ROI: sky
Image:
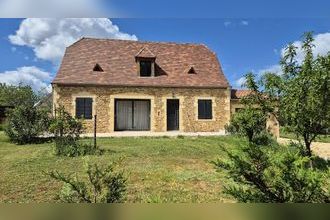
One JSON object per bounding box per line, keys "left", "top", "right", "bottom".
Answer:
{"left": 0, "top": 1, "right": 330, "bottom": 91}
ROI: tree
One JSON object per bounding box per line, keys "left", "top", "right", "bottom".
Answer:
{"left": 50, "top": 106, "right": 102, "bottom": 157}
{"left": 3, "top": 84, "right": 51, "bottom": 144}
{"left": 243, "top": 32, "right": 330, "bottom": 157}
{"left": 5, "top": 105, "right": 50, "bottom": 144}
{"left": 226, "top": 107, "right": 267, "bottom": 143}
{"left": 0, "top": 83, "right": 39, "bottom": 107}
{"left": 48, "top": 162, "right": 127, "bottom": 203}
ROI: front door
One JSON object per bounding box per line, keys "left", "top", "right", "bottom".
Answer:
{"left": 167, "top": 99, "right": 179, "bottom": 131}
{"left": 115, "top": 99, "right": 150, "bottom": 131}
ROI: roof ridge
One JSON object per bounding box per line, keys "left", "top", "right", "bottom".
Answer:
{"left": 79, "top": 37, "right": 206, "bottom": 47}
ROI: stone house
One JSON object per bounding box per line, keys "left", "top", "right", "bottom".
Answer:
{"left": 52, "top": 38, "right": 278, "bottom": 136}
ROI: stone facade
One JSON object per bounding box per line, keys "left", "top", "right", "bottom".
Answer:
{"left": 53, "top": 85, "right": 231, "bottom": 133}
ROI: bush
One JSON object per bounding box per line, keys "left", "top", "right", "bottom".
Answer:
{"left": 49, "top": 106, "right": 83, "bottom": 139}
{"left": 54, "top": 137, "right": 103, "bottom": 157}
{"left": 213, "top": 143, "right": 330, "bottom": 203}
{"left": 48, "top": 161, "right": 127, "bottom": 203}
{"left": 5, "top": 105, "right": 50, "bottom": 144}
{"left": 226, "top": 107, "right": 267, "bottom": 143}
{"left": 51, "top": 106, "right": 102, "bottom": 157}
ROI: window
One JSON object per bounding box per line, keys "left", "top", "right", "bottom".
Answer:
{"left": 198, "top": 100, "right": 213, "bottom": 119}
{"left": 140, "top": 60, "right": 152, "bottom": 77}
{"left": 76, "top": 98, "right": 93, "bottom": 119}
{"left": 93, "top": 63, "right": 103, "bottom": 72}
{"left": 188, "top": 67, "right": 196, "bottom": 74}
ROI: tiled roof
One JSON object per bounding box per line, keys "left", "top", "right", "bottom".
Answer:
{"left": 231, "top": 89, "right": 252, "bottom": 99}
{"left": 52, "top": 38, "right": 229, "bottom": 88}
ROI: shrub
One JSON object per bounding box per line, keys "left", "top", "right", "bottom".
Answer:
{"left": 49, "top": 106, "right": 83, "bottom": 139}
{"left": 5, "top": 105, "right": 50, "bottom": 144}
{"left": 54, "top": 137, "right": 103, "bottom": 157}
{"left": 213, "top": 143, "right": 330, "bottom": 203}
{"left": 226, "top": 107, "right": 267, "bottom": 143}
{"left": 50, "top": 106, "right": 102, "bottom": 157}
{"left": 48, "top": 162, "right": 127, "bottom": 203}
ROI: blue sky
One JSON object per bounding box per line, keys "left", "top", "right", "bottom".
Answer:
{"left": 1, "top": 18, "right": 330, "bottom": 90}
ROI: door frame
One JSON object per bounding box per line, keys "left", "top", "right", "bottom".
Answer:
{"left": 114, "top": 99, "right": 151, "bottom": 131}
{"left": 166, "top": 99, "right": 180, "bottom": 131}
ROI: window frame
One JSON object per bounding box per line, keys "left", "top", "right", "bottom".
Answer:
{"left": 138, "top": 58, "right": 155, "bottom": 77}
{"left": 197, "top": 99, "right": 213, "bottom": 120}
{"left": 75, "top": 97, "right": 93, "bottom": 120}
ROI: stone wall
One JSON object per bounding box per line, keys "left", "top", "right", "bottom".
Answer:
{"left": 53, "top": 85, "right": 231, "bottom": 133}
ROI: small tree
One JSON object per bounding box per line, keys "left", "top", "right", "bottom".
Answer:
{"left": 50, "top": 106, "right": 102, "bottom": 157}
{"left": 5, "top": 105, "right": 50, "bottom": 144}
{"left": 48, "top": 162, "right": 127, "bottom": 203}
{"left": 243, "top": 32, "right": 330, "bottom": 157}
{"left": 226, "top": 107, "right": 267, "bottom": 143}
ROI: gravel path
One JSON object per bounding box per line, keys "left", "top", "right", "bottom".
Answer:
{"left": 277, "top": 138, "right": 330, "bottom": 159}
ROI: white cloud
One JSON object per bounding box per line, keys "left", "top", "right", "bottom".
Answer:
{"left": 258, "top": 64, "right": 283, "bottom": 76}
{"left": 9, "top": 18, "right": 138, "bottom": 63}
{"left": 0, "top": 0, "right": 111, "bottom": 17}
{"left": 0, "top": 66, "right": 52, "bottom": 91}
{"left": 281, "top": 32, "right": 330, "bottom": 64}
{"left": 241, "top": 20, "right": 249, "bottom": 26}
{"left": 234, "top": 77, "right": 246, "bottom": 88}
{"left": 258, "top": 32, "right": 330, "bottom": 77}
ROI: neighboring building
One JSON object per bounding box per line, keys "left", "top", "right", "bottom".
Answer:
{"left": 231, "top": 89, "right": 280, "bottom": 137}
{"left": 52, "top": 38, "right": 278, "bottom": 136}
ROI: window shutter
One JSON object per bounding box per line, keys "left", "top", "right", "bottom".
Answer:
{"left": 76, "top": 98, "right": 85, "bottom": 118}
{"left": 84, "top": 98, "right": 93, "bottom": 119}
{"left": 76, "top": 98, "right": 93, "bottom": 119}
{"left": 205, "top": 100, "right": 212, "bottom": 119}
{"left": 198, "top": 100, "right": 212, "bottom": 119}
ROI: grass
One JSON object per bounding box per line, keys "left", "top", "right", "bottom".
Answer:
{"left": 280, "top": 130, "right": 330, "bottom": 143}
{"left": 0, "top": 132, "right": 244, "bottom": 203}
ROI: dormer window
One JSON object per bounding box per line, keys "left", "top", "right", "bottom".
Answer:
{"left": 93, "top": 63, "right": 103, "bottom": 72}
{"left": 188, "top": 67, "right": 196, "bottom": 74}
{"left": 135, "top": 46, "right": 156, "bottom": 77}
{"left": 140, "top": 60, "right": 153, "bottom": 77}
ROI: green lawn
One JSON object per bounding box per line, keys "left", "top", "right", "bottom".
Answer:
{"left": 0, "top": 132, "right": 244, "bottom": 203}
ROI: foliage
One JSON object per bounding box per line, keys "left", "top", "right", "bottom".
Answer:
{"left": 243, "top": 32, "right": 330, "bottom": 156}
{"left": 54, "top": 137, "right": 103, "bottom": 157}
{"left": 48, "top": 161, "right": 127, "bottom": 203}
{"left": 50, "top": 106, "right": 102, "bottom": 157}
{"left": 49, "top": 106, "right": 83, "bottom": 139}
{"left": 5, "top": 104, "right": 50, "bottom": 144}
{"left": 226, "top": 107, "right": 267, "bottom": 143}
{"left": 213, "top": 142, "right": 330, "bottom": 203}
{"left": 1, "top": 84, "right": 51, "bottom": 144}
{"left": 0, "top": 83, "right": 39, "bottom": 107}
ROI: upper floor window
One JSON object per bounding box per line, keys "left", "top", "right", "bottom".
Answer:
{"left": 139, "top": 60, "right": 153, "bottom": 77}
{"left": 76, "top": 98, "right": 93, "bottom": 119}
{"left": 198, "top": 99, "right": 213, "bottom": 119}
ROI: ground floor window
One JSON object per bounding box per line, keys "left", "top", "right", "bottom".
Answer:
{"left": 115, "top": 99, "right": 150, "bottom": 131}
{"left": 198, "top": 99, "right": 213, "bottom": 119}
{"left": 75, "top": 98, "right": 93, "bottom": 119}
